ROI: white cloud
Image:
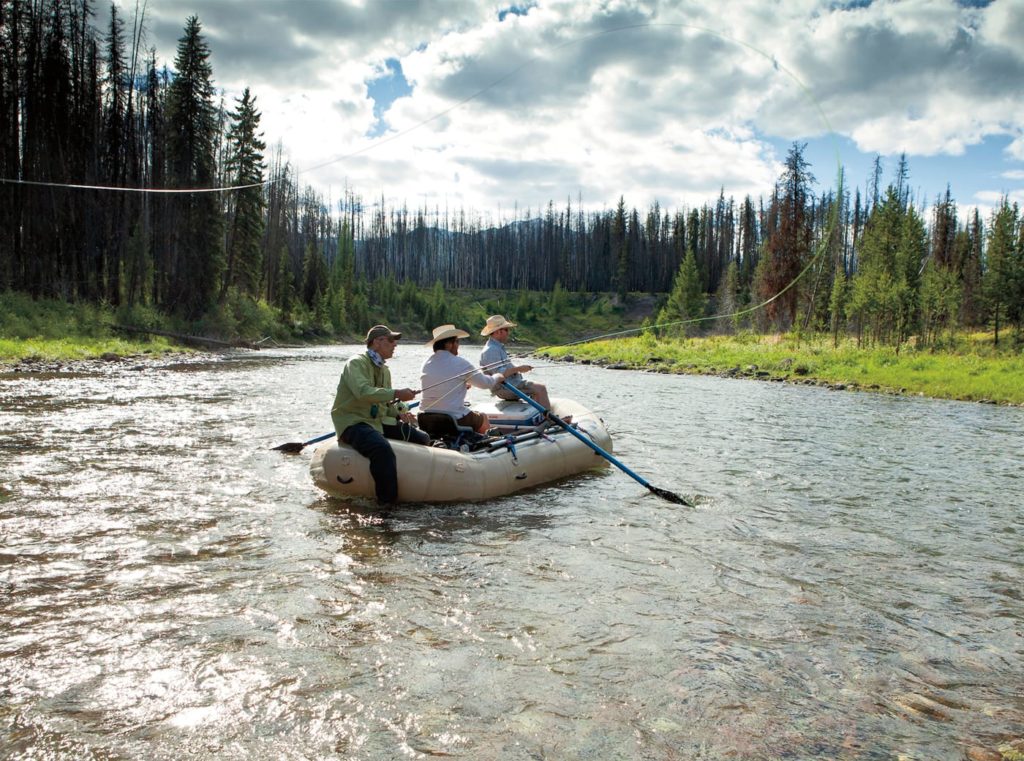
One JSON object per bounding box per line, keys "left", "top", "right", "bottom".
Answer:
{"left": 95, "top": 0, "right": 1022, "bottom": 215}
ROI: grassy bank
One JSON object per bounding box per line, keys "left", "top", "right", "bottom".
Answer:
{"left": 539, "top": 332, "right": 1024, "bottom": 406}
{"left": 0, "top": 292, "right": 179, "bottom": 364}
{"left": 0, "top": 336, "right": 178, "bottom": 363}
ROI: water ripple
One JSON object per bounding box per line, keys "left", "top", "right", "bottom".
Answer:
{"left": 2, "top": 350, "right": 1022, "bottom": 759}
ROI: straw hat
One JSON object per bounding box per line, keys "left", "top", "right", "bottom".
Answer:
{"left": 481, "top": 314, "right": 517, "bottom": 336}
{"left": 426, "top": 324, "right": 470, "bottom": 346}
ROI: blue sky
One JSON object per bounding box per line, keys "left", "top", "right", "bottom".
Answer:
{"left": 110, "top": 0, "right": 1023, "bottom": 222}
{"left": 366, "top": 59, "right": 413, "bottom": 138}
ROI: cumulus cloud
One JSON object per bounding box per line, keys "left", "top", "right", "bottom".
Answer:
{"left": 100, "top": 0, "right": 1021, "bottom": 214}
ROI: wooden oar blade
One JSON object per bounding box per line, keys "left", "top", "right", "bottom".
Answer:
{"left": 272, "top": 441, "right": 307, "bottom": 453}
{"left": 647, "top": 484, "right": 694, "bottom": 507}
{"left": 273, "top": 431, "right": 336, "bottom": 454}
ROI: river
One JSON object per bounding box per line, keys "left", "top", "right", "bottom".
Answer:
{"left": 1, "top": 344, "right": 1022, "bottom": 759}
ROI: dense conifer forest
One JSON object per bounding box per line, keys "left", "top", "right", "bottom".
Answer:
{"left": 2, "top": 1, "right": 1022, "bottom": 346}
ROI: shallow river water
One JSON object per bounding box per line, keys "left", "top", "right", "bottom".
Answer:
{"left": 1, "top": 344, "right": 1022, "bottom": 760}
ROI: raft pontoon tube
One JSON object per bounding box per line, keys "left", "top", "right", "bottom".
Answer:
{"left": 310, "top": 398, "right": 611, "bottom": 503}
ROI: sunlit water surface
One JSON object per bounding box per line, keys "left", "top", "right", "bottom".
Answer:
{"left": 1, "top": 345, "right": 1022, "bottom": 759}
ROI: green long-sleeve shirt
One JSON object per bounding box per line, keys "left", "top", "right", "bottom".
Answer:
{"left": 331, "top": 353, "right": 398, "bottom": 436}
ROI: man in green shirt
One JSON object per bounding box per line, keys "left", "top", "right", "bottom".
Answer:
{"left": 331, "top": 325, "right": 426, "bottom": 504}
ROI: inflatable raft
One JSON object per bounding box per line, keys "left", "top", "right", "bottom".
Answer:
{"left": 310, "top": 398, "right": 611, "bottom": 503}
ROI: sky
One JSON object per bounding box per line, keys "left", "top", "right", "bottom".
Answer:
{"left": 103, "top": 0, "right": 1024, "bottom": 223}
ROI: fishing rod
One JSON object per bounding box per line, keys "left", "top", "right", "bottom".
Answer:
{"left": 272, "top": 357, "right": 512, "bottom": 453}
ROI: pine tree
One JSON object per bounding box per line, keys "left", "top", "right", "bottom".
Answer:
{"left": 955, "top": 209, "right": 984, "bottom": 328}
{"left": 828, "top": 270, "right": 848, "bottom": 347}
{"left": 919, "top": 261, "right": 961, "bottom": 346}
{"left": 657, "top": 249, "right": 704, "bottom": 336}
{"left": 1011, "top": 215, "right": 1024, "bottom": 341}
{"left": 611, "top": 197, "right": 628, "bottom": 301}
{"left": 983, "top": 200, "right": 1020, "bottom": 345}
{"left": 101, "top": 2, "right": 129, "bottom": 304}
{"left": 849, "top": 187, "right": 903, "bottom": 345}
{"left": 164, "top": 14, "right": 222, "bottom": 317}
{"left": 301, "top": 241, "right": 328, "bottom": 309}
{"left": 716, "top": 259, "right": 740, "bottom": 333}
{"left": 759, "top": 142, "right": 814, "bottom": 330}
{"left": 221, "top": 86, "right": 266, "bottom": 300}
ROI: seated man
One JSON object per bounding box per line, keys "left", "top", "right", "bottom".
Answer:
{"left": 419, "top": 324, "right": 506, "bottom": 435}
{"left": 331, "top": 324, "right": 428, "bottom": 504}
{"left": 479, "top": 315, "right": 551, "bottom": 409}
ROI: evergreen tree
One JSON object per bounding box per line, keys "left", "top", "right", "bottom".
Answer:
{"left": 849, "top": 187, "right": 904, "bottom": 345}
{"left": 920, "top": 188, "right": 961, "bottom": 345}
{"left": 274, "top": 241, "right": 295, "bottom": 315}
{"left": 828, "top": 270, "right": 848, "bottom": 347}
{"left": 221, "top": 86, "right": 265, "bottom": 300}
{"left": 1012, "top": 215, "right": 1024, "bottom": 340}
{"left": 919, "top": 261, "right": 962, "bottom": 346}
{"left": 301, "top": 242, "right": 328, "bottom": 308}
{"left": 716, "top": 259, "right": 740, "bottom": 333}
{"left": 164, "top": 14, "right": 222, "bottom": 317}
{"left": 848, "top": 185, "right": 927, "bottom": 348}
{"left": 657, "top": 249, "right": 705, "bottom": 336}
{"left": 931, "top": 186, "right": 957, "bottom": 268}
{"left": 611, "top": 196, "right": 628, "bottom": 300}
{"left": 758, "top": 142, "right": 814, "bottom": 330}
{"left": 983, "top": 200, "right": 1020, "bottom": 345}
{"left": 959, "top": 208, "right": 985, "bottom": 328}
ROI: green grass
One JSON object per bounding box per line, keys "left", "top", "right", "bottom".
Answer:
{"left": 0, "top": 336, "right": 176, "bottom": 363}
{"left": 541, "top": 332, "right": 1024, "bottom": 405}
{"left": 0, "top": 291, "right": 178, "bottom": 363}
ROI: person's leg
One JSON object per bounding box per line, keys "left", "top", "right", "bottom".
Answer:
{"left": 341, "top": 423, "right": 398, "bottom": 503}
{"left": 492, "top": 385, "right": 519, "bottom": 401}
{"left": 510, "top": 379, "right": 553, "bottom": 410}
{"left": 529, "top": 382, "right": 551, "bottom": 409}
{"left": 383, "top": 421, "right": 431, "bottom": 446}
{"left": 457, "top": 410, "right": 490, "bottom": 434}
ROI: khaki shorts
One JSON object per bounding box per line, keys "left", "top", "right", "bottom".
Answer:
{"left": 493, "top": 380, "right": 536, "bottom": 401}
{"left": 456, "top": 410, "right": 489, "bottom": 433}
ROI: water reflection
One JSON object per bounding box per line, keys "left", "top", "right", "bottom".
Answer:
{"left": 1, "top": 347, "right": 1022, "bottom": 759}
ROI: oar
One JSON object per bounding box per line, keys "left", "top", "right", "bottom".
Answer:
{"left": 273, "top": 401, "right": 420, "bottom": 454}
{"left": 272, "top": 431, "right": 334, "bottom": 454}
{"left": 501, "top": 382, "right": 693, "bottom": 507}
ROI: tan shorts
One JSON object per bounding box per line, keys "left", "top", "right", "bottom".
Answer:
{"left": 456, "top": 410, "right": 489, "bottom": 433}
{"left": 493, "top": 380, "right": 536, "bottom": 401}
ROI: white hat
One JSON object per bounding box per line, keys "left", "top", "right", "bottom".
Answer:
{"left": 426, "top": 324, "right": 470, "bottom": 346}
{"left": 481, "top": 314, "right": 517, "bottom": 336}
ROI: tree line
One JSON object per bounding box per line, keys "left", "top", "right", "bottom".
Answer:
{"left": 1, "top": 2, "right": 1022, "bottom": 346}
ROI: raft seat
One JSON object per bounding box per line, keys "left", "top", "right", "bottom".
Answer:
{"left": 417, "top": 412, "right": 484, "bottom": 451}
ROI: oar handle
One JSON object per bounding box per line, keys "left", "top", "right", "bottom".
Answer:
{"left": 304, "top": 431, "right": 335, "bottom": 447}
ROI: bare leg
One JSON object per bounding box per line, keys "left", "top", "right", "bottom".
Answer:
{"left": 532, "top": 383, "right": 551, "bottom": 409}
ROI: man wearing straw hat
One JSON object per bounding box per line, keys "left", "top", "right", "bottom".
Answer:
{"left": 479, "top": 315, "right": 551, "bottom": 409}
{"left": 420, "top": 324, "right": 506, "bottom": 434}
{"left": 331, "top": 324, "right": 427, "bottom": 504}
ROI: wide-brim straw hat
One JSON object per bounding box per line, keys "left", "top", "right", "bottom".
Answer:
{"left": 426, "top": 324, "right": 470, "bottom": 346}
{"left": 481, "top": 314, "right": 518, "bottom": 336}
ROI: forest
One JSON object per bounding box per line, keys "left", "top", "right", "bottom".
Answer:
{"left": 2, "top": 0, "right": 1023, "bottom": 348}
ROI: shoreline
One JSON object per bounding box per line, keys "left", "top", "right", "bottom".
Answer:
{"left": 0, "top": 349, "right": 222, "bottom": 377}
{"left": 4, "top": 339, "right": 1022, "bottom": 410}
{"left": 534, "top": 351, "right": 1024, "bottom": 408}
